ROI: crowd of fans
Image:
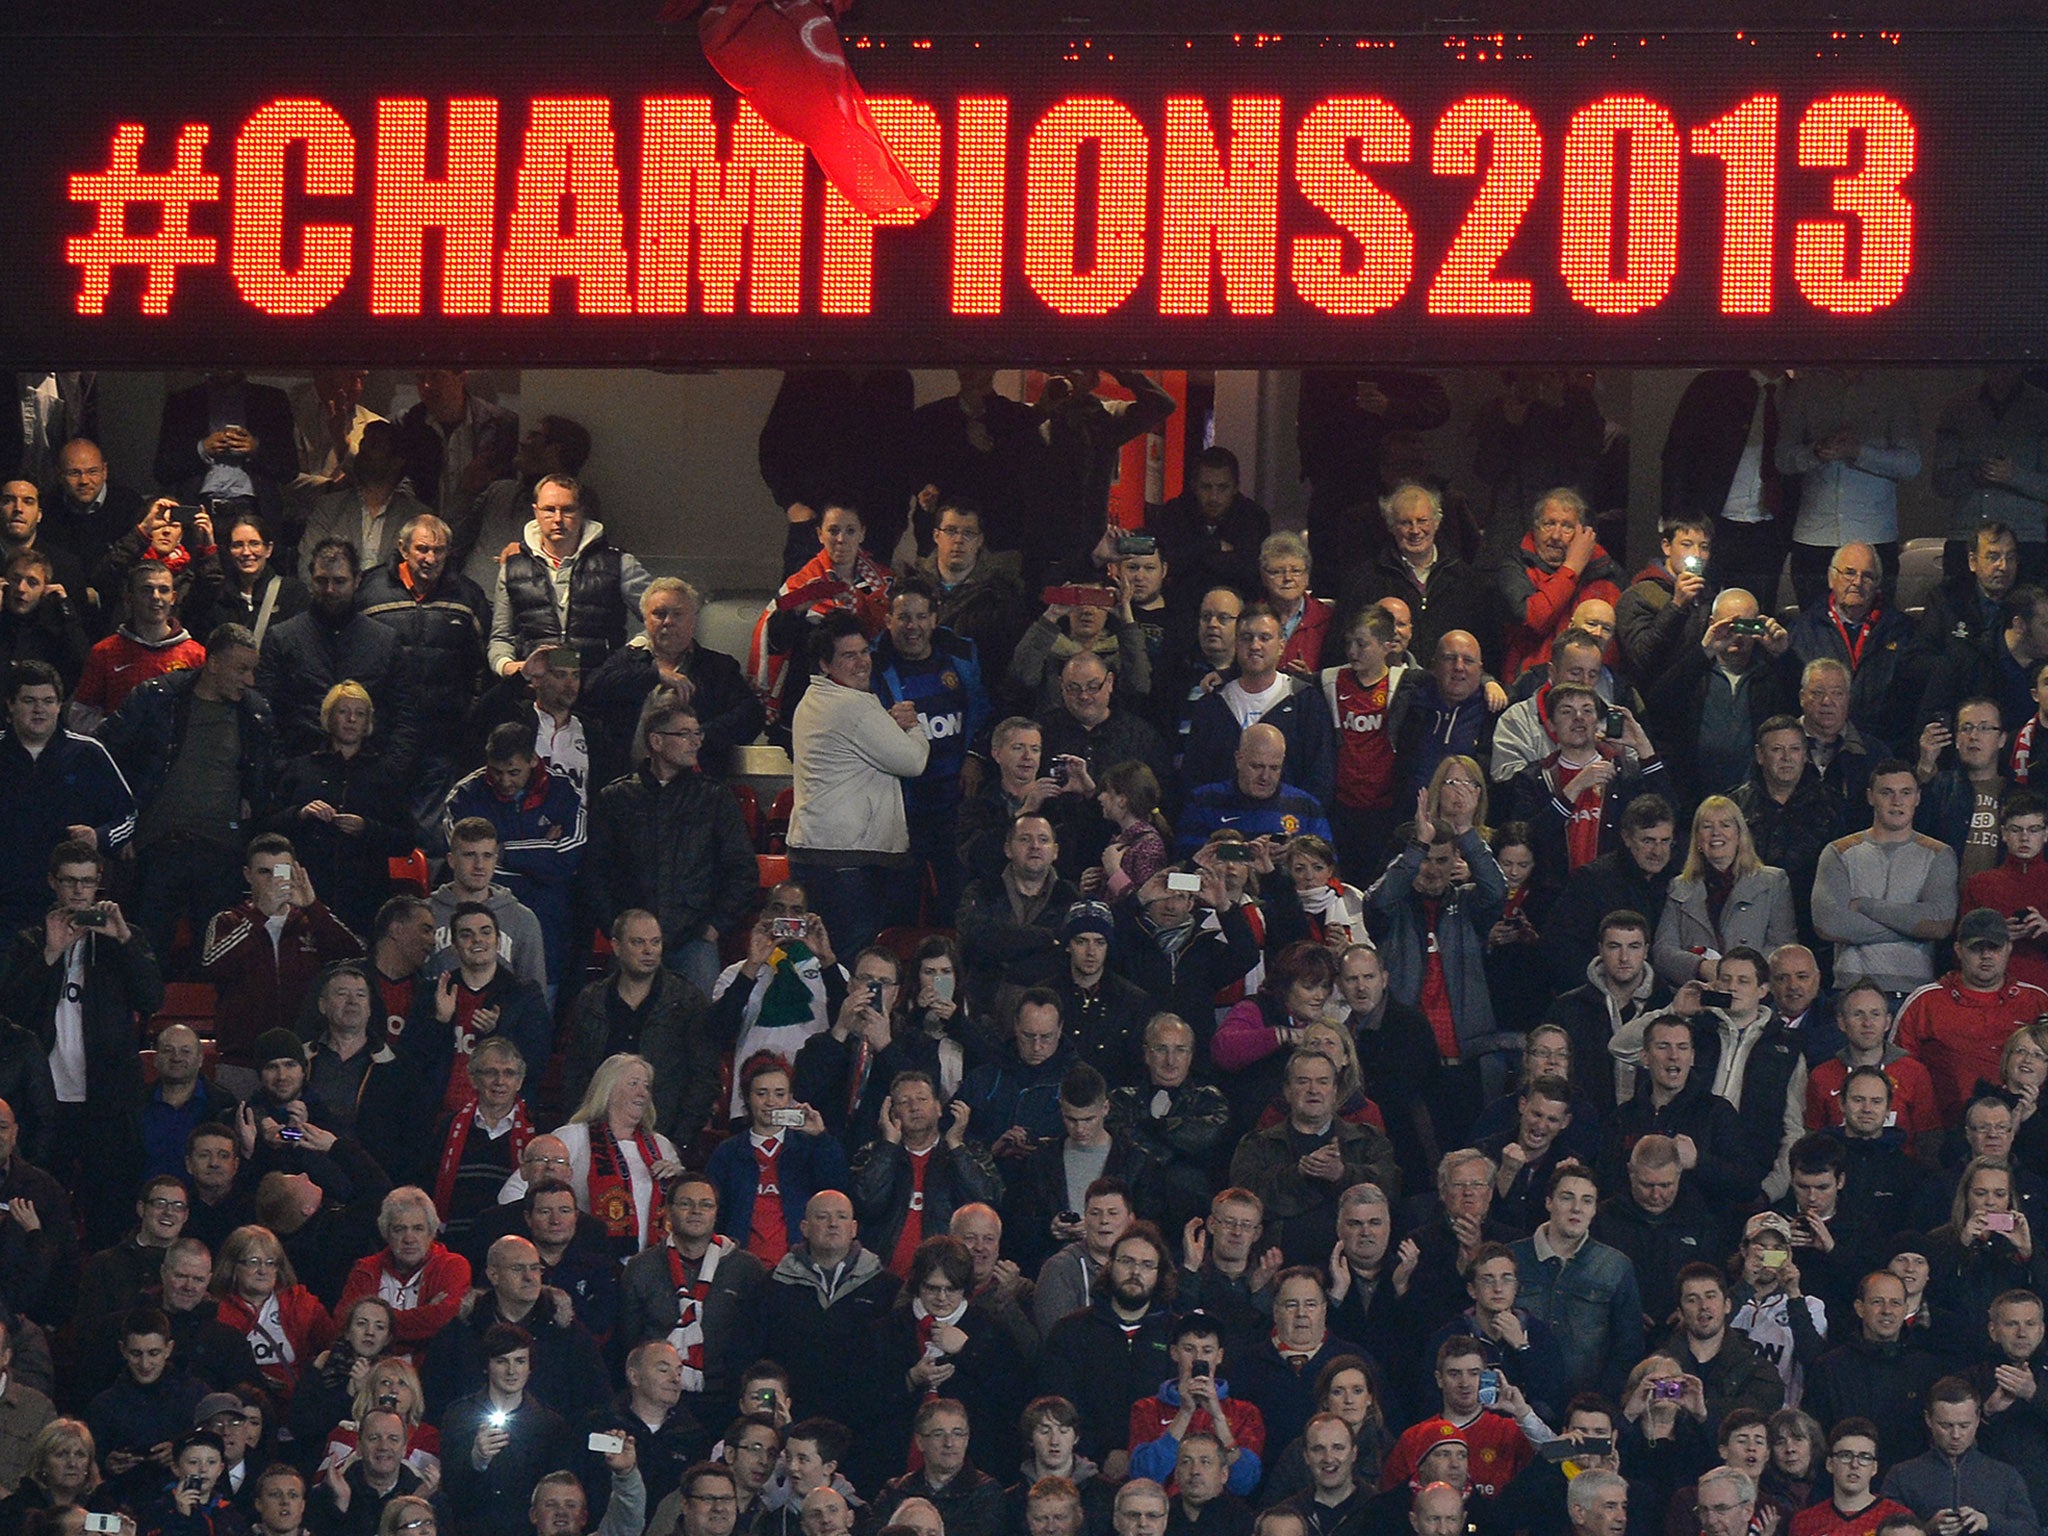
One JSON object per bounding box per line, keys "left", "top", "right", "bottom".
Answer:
{"left": 1, "top": 360, "right": 2047, "bottom": 1536}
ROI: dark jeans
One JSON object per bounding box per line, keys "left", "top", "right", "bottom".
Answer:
{"left": 131, "top": 833, "right": 245, "bottom": 976}
{"left": 788, "top": 858, "right": 917, "bottom": 959}
{"left": 1709, "top": 516, "right": 1790, "bottom": 611}
{"left": 1790, "top": 539, "right": 1899, "bottom": 610}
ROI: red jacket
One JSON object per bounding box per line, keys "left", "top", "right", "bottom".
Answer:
{"left": 1805, "top": 1053, "right": 1942, "bottom": 1152}
{"left": 1279, "top": 597, "right": 1335, "bottom": 674}
{"left": 1499, "top": 533, "right": 1623, "bottom": 680}
{"left": 1895, "top": 972, "right": 2048, "bottom": 1122}
{"left": 199, "top": 899, "right": 365, "bottom": 1061}
{"left": 216, "top": 1284, "right": 336, "bottom": 1398}
{"left": 1128, "top": 1384, "right": 1266, "bottom": 1464}
{"left": 336, "top": 1243, "right": 473, "bottom": 1352}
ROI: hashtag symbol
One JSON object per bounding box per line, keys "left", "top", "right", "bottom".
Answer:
{"left": 66, "top": 122, "right": 222, "bottom": 317}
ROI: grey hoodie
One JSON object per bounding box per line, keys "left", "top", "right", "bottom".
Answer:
{"left": 427, "top": 879, "right": 548, "bottom": 992}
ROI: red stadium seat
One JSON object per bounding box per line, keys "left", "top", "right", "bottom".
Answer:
{"left": 757, "top": 853, "right": 790, "bottom": 891}
{"left": 876, "top": 926, "right": 951, "bottom": 967}
{"left": 389, "top": 849, "right": 430, "bottom": 895}
{"left": 766, "top": 789, "right": 793, "bottom": 853}
{"left": 153, "top": 981, "right": 218, "bottom": 1034}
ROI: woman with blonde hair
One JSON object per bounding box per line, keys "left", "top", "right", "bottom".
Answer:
{"left": 0, "top": 1419, "right": 100, "bottom": 1534}
{"left": 263, "top": 677, "right": 408, "bottom": 936}
{"left": 1652, "top": 795, "right": 1795, "bottom": 986}
{"left": 1254, "top": 1018, "right": 1387, "bottom": 1136}
{"left": 317, "top": 1356, "right": 442, "bottom": 1480}
{"left": 211, "top": 1225, "right": 335, "bottom": 1404}
{"left": 1927, "top": 1157, "right": 2048, "bottom": 1323}
{"left": 1425, "top": 756, "right": 1491, "bottom": 845}
{"left": 1996, "top": 1021, "right": 2048, "bottom": 1167}
{"left": 548, "top": 1053, "right": 682, "bottom": 1257}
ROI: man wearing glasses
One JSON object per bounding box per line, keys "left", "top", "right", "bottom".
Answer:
{"left": 1912, "top": 701, "right": 2014, "bottom": 876}
{"left": 660, "top": 1463, "right": 740, "bottom": 1536}
{"left": 1788, "top": 543, "right": 1914, "bottom": 754}
{"left": 616, "top": 1176, "right": 766, "bottom": 1428}
{"left": 74, "top": 1173, "right": 190, "bottom": 1337}
{"left": 1789, "top": 1422, "right": 1908, "bottom": 1536}
{"left": 583, "top": 701, "right": 756, "bottom": 999}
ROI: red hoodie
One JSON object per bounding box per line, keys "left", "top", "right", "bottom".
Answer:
{"left": 1896, "top": 972, "right": 2048, "bottom": 1121}
{"left": 1964, "top": 857, "right": 2048, "bottom": 990}
{"left": 336, "top": 1243, "right": 473, "bottom": 1354}
{"left": 217, "top": 1285, "right": 337, "bottom": 1400}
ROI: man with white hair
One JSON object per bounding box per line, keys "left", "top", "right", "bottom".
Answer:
{"left": 583, "top": 576, "right": 763, "bottom": 783}
{"left": 1691, "top": 1467, "right": 1757, "bottom": 1536}
{"left": 1114, "top": 1481, "right": 1172, "bottom": 1536}
{"left": 1565, "top": 1470, "right": 1627, "bottom": 1536}
{"left": 893, "top": 1498, "right": 946, "bottom": 1536}
{"left": 336, "top": 1185, "right": 473, "bottom": 1356}
{"left": 1339, "top": 481, "right": 1500, "bottom": 674}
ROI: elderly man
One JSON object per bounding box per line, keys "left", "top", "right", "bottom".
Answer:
{"left": 1341, "top": 482, "right": 1500, "bottom": 674}
{"left": 336, "top": 1186, "right": 472, "bottom": 1356}
{"left": 1499, "top": 489, "right": 1625, "bottom": 682}
{"left": 1182, "top": 604, "right": 1338, "bottom": 809}
{"left": 582, "top": 577, "right": 763, "bottom": 784}
{"left": 1789, "top": 542, "right": 1915, "bottom": 752}
{"left": 1230, "top": 1054, "right": 1399, "bottom": 1267}
{"left": 490, "top": 474, "right": 652, "bottom": 677}
{"left": 1176, "top": 724, "right": 1332, "bottom": 856}
{"left": 1393, "top": 630, "right": 1499, "bottom": 797}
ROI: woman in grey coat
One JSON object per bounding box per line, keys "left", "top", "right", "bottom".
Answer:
{"left": 1653, "top": 795, "right": 1798, "bottom": 987}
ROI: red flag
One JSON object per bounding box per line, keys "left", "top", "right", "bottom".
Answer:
{"left": 665, "top": 0, "right": 936, "bottom": 220}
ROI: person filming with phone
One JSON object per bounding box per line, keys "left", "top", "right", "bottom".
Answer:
{"left": 702, "top": 1053, "right": 843, "bottom": 1269}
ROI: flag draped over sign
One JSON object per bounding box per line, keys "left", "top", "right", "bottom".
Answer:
{"left": 663, "top": 0, "right": 936, "bottom": 219}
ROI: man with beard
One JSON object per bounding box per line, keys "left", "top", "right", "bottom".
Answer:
{"left": 1038, "top": 1224, "right": 1177, "bottom": 1478}
{"left": 257, "top": 538, "right": 417, "bottom": 767}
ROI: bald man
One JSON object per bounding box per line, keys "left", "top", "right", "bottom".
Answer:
{"left": 421, "top": 1233, "right": 610, "bottom": 1419}
{"left": 759, "top": 1191, "right": 901, "bottom": 1491}
{"left": 1176, "top": 723, "right": 1332, "bottom": 856}
{"left": 1181, "top": 602, "right": 1338, "bottom": 807}
{"left": 1396, "top": 630, "right": 1499, "bottom": 799}
{"left": 1645, "top": 586, "right": 1800, "bottom": 802}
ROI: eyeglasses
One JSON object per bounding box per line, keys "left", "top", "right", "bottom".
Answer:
{"left": 688, "top": 1495, "right": 738, "bottom": 1506}
{"left": 1958, "top": 722, "right": 2004, "bottom": 736}
{"left": 146, "top": 1197, "right": 189, "bottom": 1212}
{"left": 651, "top": 728, "right": 704, "bottom": 741}
{"left": 1263, "top": 564, "right": 1308, "bottom": 580}
{"left": 1831, "top": 568, "right": 1879, "bottom": 586}
{"left": 1829, "top": 1452, "right": 1879, "bottom": 1466}
{"left": 235, "top": 1257, "right": 279, "bottom": 1270}
{"left": 397, "top": 1519, "right": 437, "bottom": 1531}
{"left": 528, "top": 1154, "right": 572, "bottom": 1169}
{"left": 1062, "top": 678, "right": 1108, "bottom": 696}
{"left": 1210, "top": 1217, "right": 1259, "bottom": 1234}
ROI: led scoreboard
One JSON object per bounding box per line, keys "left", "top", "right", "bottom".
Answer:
{"left": 4, "top": 26, "right": 2047, "bottom": 365}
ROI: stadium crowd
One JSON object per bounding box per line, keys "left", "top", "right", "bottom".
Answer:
{"left": 1, "top": 361, "right": 2047, "bottom": 1536}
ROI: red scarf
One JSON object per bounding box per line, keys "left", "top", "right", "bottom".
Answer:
{"left": 1828, "top": 597, "right": 1880, "bottom": 669}
{"left": 2014, "top": 716, "right": 2044, "bottom": 784}
{"left": 663, "top": 1236, "right": 734, "bottom": 1390}
{"left": 432, "top": 1099, "right": 533, "bottom": 1216}
{"left": 589, "top": 1121, "right": 664, "bottom": 1249}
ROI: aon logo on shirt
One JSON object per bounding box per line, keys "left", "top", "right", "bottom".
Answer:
{"left": 1341, "top": 710, "right": 1385, "bottom": 733}
{"left": 926, "top": 711, "right": 965, "bottom": 740}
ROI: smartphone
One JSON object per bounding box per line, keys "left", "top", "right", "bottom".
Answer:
{"left": 1118, "top": 535, "right": 1158, "bottom": 557}
{"left": 753, "top": 1389, "right": 779, "bottom": 1408}
{"left": 866, "top": 978, "right": 885, "bottom": 1006}
{"left": 1049, "top": 759, "right": 1071, "bottom": 787}
{"left": 587, "top": 1432, "right": 626, "bottom": 1454}
{"left": 487, "top": 1409, "right": 511, "bottom": 1429}
{"left": 1651, "top": 1378, "right": 1684, "bottom": 1402}
{"left": 271, "top": 863, "right": 293, "bottom": 881}
{"left": 377, "top": 1392, "right": 400, "bottom": 1409}
{"left": 84, "top": 1516, "right": 124, "bottom": 1534}
{"left": 769, "top": 1107, "right": 806, "bottom": 1130}
{"left": 1680, "top": 555, "right": 1705, "bottom": 576}
{"left": 1538, "top": 1437, "right": 1612, "bottom": 1462}
{"left": 1190, "top": 1360, "right": 1212, "bottom": 1379}
{"left": 1603, "top": 707, "right": 1626, "bottom": 740}
{"left": 1043, "top": 584, "right": 1118, "bottom": 609}
{"left": 1166, "top": 871, "right": 1203, "bottom": 893}
{"left": 1987, "top": 1212, "right": 2018, "bottom": 1233}
{"left": 931, "top": 973, "right": 955, "bottom": 1004}
{"left": 182, "top": 1476, "right": 206, "bottom": 1494}
{"left": 769, "top": 917, "right": 807, "bottom": 941}
{"left": 1213, "top": 844, "right": 1254, "bottom": 864}
{"left": 1699, "top": 989, "right": 1736, "bottom": 1011}
{"left": 1057, "top": 1209, "right": 1081, "bottom": 1225}
{"left": 1760, "top": 1249, "right": 1789, "bottom": 1268}
{"left": 1478, "top": 1368, "right": 1499, "bottom": 1407}
{"left": 278, "top": 1125, "right": 303, "bottom": 1143}
{"left": 72, "top": 908, "right": 108, "bottom": 928}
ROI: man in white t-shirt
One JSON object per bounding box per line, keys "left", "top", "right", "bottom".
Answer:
{"left": 1180, "top": 604, "right": 1336, "bottom": 807}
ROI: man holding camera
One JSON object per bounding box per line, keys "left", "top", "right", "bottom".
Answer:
{"left": 1128, "top": 1313, "right": 1265, "bottom": 1497}
{"left": 1618, "top": 516, "right": 1717, "bottom": 683}
{"left": 200, "top": 834, "right": 363, "bottom": 1071}
{"left": 1646, "top": 589, "right": 1800, "bottom": 805}
{"left": 1507, "top": 687, "right": 1667, "bottom": 893}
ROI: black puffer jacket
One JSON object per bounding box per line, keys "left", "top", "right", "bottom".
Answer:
{"left": 255, "top": 609, "right": 419, "bottom": 770}
{"left": 582, "top": 766, "right": 759, "bottom": 944}
{"left": 563, "top": 967, "right": 721, "bottom": 1153}
{"left": 580, "top": 639, "right": 764, "bottom": 784}
{"left": 357, "top": 559, "right": 490, "bottom": 726}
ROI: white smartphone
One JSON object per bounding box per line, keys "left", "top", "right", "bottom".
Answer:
{"left": 587, "top": 1432, "right": 625, "bottom": 1454}
{"left": 85, "top": 1517, "right": 124, "bottom": 1534}
{"left": 769, "top": 1108, "right": 806, "bottom": 1130}
{"left": 931, "top": 973, "right": 955, "bottom": 1003}
{"left": 1166, "top": 871, "right": 1202, "bottom": 893}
